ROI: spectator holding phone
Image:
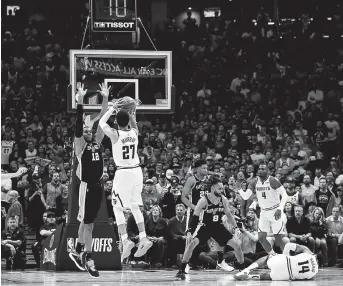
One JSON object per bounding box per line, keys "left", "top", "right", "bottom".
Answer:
{"left": 26, "top": 173, "right": 47, "bottom": 234}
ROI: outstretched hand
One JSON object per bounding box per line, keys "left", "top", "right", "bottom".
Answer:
{"left": 76, "top": 82, "right": 87, "bottom": 104}
{"left": 97, "top": 83, "right": 111, "bottom": 98}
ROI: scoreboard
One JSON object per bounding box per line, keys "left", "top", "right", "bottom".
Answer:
{"left": 91, "top": 0, "right": 137, "bottom": 32}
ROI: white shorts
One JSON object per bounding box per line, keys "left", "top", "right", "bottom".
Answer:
{"left": 258, "top": 209, "right": 287, "bottom": 234}
{"left": 112, "top": 167, "right": 143, "bottom": 208}
{"left": 267, "top": 254, "right": 290, "bottom": 281}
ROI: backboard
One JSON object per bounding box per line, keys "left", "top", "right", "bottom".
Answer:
{"left": 68, "top": 50, "right": 174, "bottom": 114}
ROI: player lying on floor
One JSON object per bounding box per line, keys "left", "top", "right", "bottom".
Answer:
{"left": 234, "top": 242, "right": 319, "bottom": 281}
{"left": 175, "top": 175, "right": 245, "bottom": 280}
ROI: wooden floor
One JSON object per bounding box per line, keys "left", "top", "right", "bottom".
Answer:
{"left": 1, "top": 268, "right": 342, "bottom": 286}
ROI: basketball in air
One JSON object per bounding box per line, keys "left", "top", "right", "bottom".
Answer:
{"left": 113, "top": 96, "right": 141, "bottom": 114}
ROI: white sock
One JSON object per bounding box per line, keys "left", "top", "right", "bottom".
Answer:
{"left": 121, "top": 234, "right": 128, "bottom": 242}
{"left": 139, "top": 231, "right": 146, "bottom": 240}
{"left": 246, "top": 262, "right": 259, "bottom": 272}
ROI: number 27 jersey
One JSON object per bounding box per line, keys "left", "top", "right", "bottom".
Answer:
{"left": 112, "top": 129, "right": 140, "bottom": 168}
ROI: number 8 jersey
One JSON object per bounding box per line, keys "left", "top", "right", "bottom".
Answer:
{"left": 202, "top": 194, "right": 225, "bottom": 226}
{"left": 112, "top": 129, "right": 140, "bottom": 169}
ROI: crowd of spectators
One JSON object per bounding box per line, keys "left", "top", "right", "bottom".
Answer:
{"left": 2, "top": 3, "right": 343, "bottom": 270}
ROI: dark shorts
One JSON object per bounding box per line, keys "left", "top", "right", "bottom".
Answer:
{"left": 83, "top": 182, "right": 102, "bottom": 224}
{"left": 194, "top": 223, "right": 233, "bottom": 247}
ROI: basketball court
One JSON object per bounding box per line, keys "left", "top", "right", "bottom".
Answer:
{"left": 2, "top": 268, "right": 342, "bottom": 286}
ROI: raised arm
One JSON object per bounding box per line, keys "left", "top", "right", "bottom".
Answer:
{"left": 181, "top": 176, "right": 196, "bottom": 210}
{"left": 74, "top": 83, "right": 87, "bottom": 157}
{"left": 95, "top": 83, "right": 110, "bottom": 144}
{"left": 99, "top": 105, "right": 118, "bottom": 142}
{"left": 129, "top": 112, "right": 139, "bottom": 135}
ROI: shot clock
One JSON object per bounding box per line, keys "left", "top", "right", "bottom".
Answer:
{"left": 91, "top": 0, "right": 137, "bottom": 32}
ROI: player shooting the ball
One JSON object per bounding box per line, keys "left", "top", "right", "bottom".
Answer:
{"left": 99, "top": 95, "right": 153, "bottom": 262}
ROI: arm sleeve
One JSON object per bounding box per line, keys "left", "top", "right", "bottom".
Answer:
{"left": 74, "top": 104, "right": 86, "bottom": 156}
{"left": 94, "top": 95, "right": 109, "bottom": 145}
{"left": 75, "top": 104, "right": 83, "bottom": 138}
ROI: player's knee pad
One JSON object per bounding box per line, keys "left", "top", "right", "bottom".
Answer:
{"left": 130, "top": 203, "right": 144, "bottom": 224}
{"left": 112, "top": 204, "right": 126, "bottom": 225}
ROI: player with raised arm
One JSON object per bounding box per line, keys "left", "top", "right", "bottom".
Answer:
{"left": 240, "top": 163, "right": 288, "bottom": 255}
{"left": 234, "top": 242, "right": 319, "bottom": 281}
{"left": 99, "top": 97, "right": 152, "bottom": 262}
{"left": 68, "top": 83, "right": 109, "bottom": 278}
{"left": 175, "top": 175, "right": 245, "bottom": 280}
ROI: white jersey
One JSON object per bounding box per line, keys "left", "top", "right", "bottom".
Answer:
{"left": 254, "top": 176, "right": 280, "bottom": 210}
{"left": 289, "top": 253, "right": 319, "bottom": 280}
{"left": 286, "top": 191, "right": 300, "bottom": 205}
{"left": 112, "top": 129, "right": 140, "bottom": 169}
{"left": 268, "top": 253, "right": 318, "bottom": 281}
{"left": 1, "top": 141, "right": 14, "bottom": 165}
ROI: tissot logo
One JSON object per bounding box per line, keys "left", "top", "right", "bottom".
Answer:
{"left": 67, "top": 237, "right": 113, "bottom": 252}
{"left": 94, "top": 22, "right": 135, "bottom": 29}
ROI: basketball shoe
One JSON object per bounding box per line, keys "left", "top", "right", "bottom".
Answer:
{"left": 69, "top": 243, "right": 85, "bottom": 271}
{"left": 121, "top": 238, "right": 135, "bottom": 261}
{"left": 175, "top": 269, "right": 186, "bottom": 280}
{"left": 217, "top": 261, "right": 235, "bottom": 272}
{"left": 81, "top": 252, "right": 99, "bottom": 278}
{"left": 134, "top": 237, "right": 153, "bottom": 257}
